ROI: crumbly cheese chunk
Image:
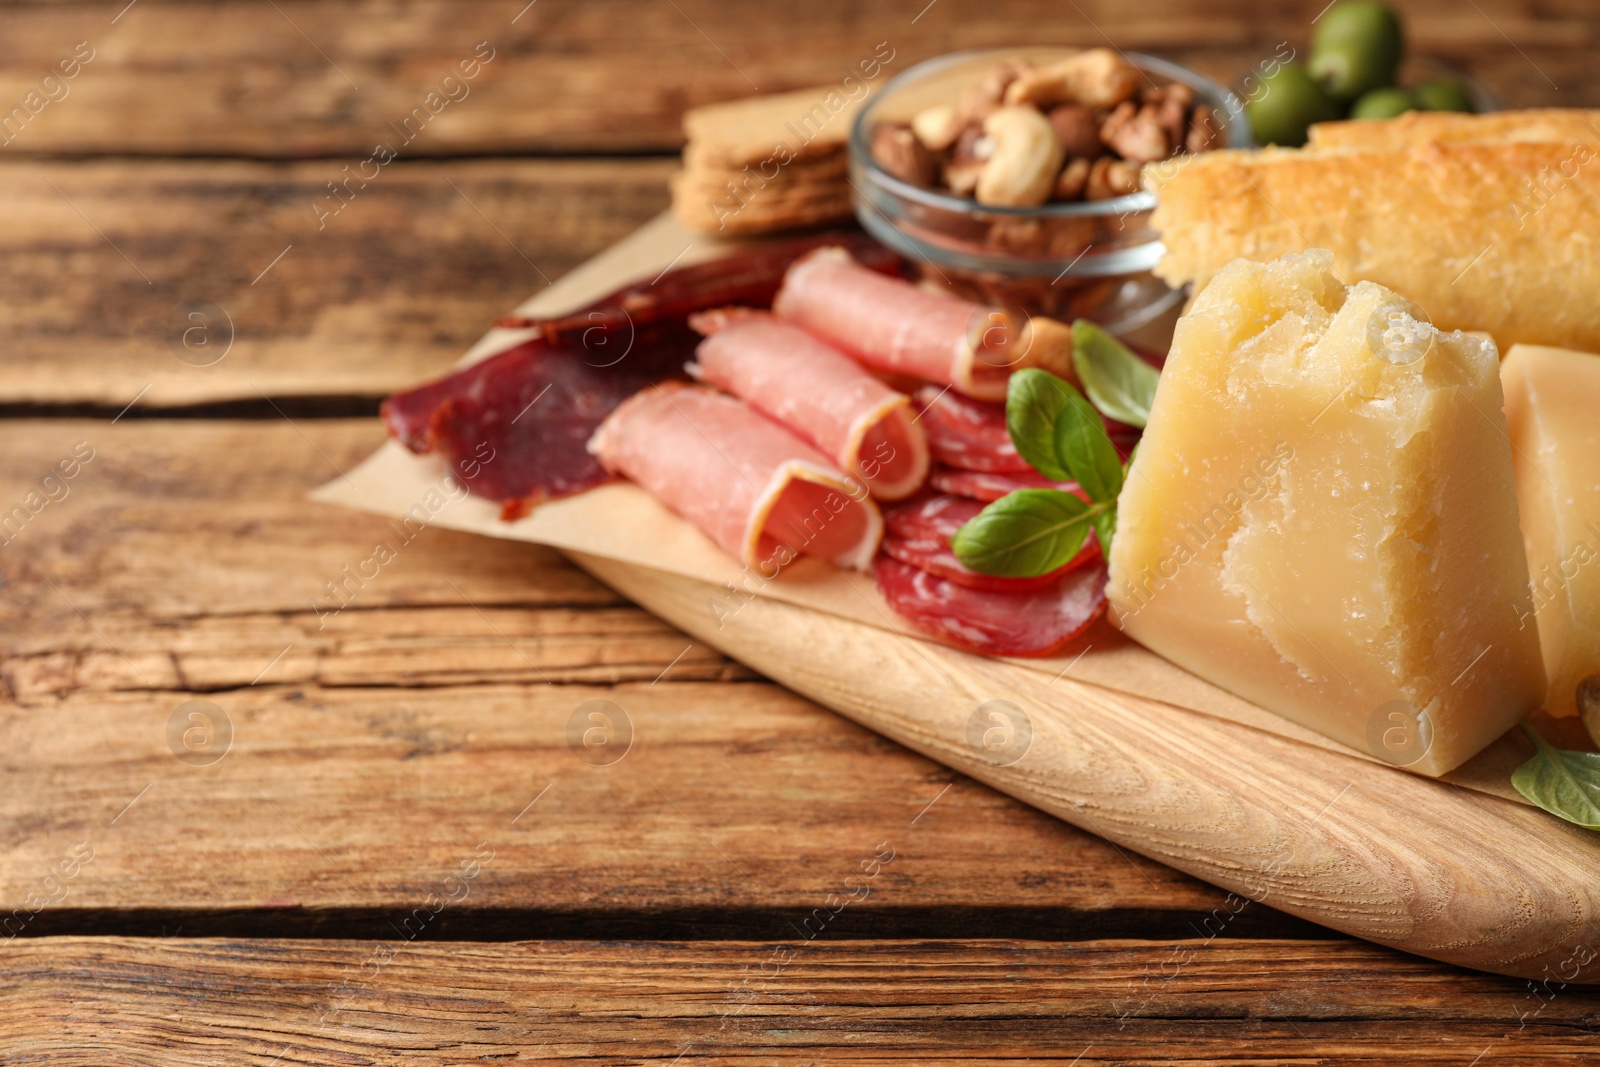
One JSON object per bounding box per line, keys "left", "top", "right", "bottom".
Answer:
{"left": 1502, "top": 343, "right": 1600, "bottom": 716}
{"left": 1108, "top": 250, "right": 1545, "bottom": 776}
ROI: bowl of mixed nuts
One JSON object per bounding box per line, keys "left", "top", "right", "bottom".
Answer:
{"left": 849, "top": 47, "right": 1249, "bottom": 335}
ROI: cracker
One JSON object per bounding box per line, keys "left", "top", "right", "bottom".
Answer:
{"left": 683, "top": 85, "right": 873, "bottom": 168}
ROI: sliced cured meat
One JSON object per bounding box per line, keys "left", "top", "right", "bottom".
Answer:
{"left": 385, "top": 235, "right": 905, "bottom": 519}
{"left": 881, "top": 536, "right": 1092, "bottom": 593}
{"left": 689, "top": 309, "right": 929, "bottom": 500}
{"left": 913, "top": 385, "right": 1031, "bottom": 472}
{"left": 495, "top": 231, "right": 908, "bottom": 339}
{"left": 883, "top": 492, "right": 985, "bottom": 543}
{"left": 381, "top": 336, "right": 686, "bottom": 519}
{"left": 589, "top": 382, "right": 883, "bottom": 571}
{"left": 875, "top": 555, "right": 1109, "bottom": 657}
{"left": 930, "top": 466, "right": 1083, "bottom": 502}
{"left": 881, "top": 492, "right": 1099, "bottom": 591}
{"left": 773, "top": 247, "right": 1073, "bottom": 401}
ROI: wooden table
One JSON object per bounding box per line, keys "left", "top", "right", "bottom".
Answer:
{"left": 5, "top": 1, "right": 1600, "bottom": 1061}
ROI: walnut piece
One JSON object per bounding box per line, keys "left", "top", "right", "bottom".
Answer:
{"left": 1085, "top": 156, "right": 1141, "bottom": 200}
{"left": 1099, "top": 100, "right": 1169, "bottom": 164}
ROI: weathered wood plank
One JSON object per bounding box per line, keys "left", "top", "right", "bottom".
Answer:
{"left": 0, "top": 0, "right": 1590, "bottom": 157}
{"left": 0, "top": 419, "right": 1275, "bottom": 936}
{"left": 0, "top": 158, "right": 672, "bottom": 407}
{"left": 5, "top": 938, "right": 1598, "bottom": 1063}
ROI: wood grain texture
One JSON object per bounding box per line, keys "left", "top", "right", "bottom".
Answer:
{"left": 0, "top": 0, "right": 1590, "bottom": 157}
{"left": 0, "top": 419, "right": 1262, "bottom": 939}
{"left": 6, "top": 937, "right": 1600, "bottom": 1064}
{"left": 575, "top": 553, "right": 1600, "bottom": 983}
{"left": 0, "top": 159, "right": 671, "bottom": 407}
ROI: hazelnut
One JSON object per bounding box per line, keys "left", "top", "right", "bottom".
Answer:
{"left": 871, "top": 122, "right": 937, "bottom": 187}
{"left": 1046, "top": 104, "right": 1104, "bottom": 159}
{"left": 910, "top": 104, "right": 961, "bottom": 152}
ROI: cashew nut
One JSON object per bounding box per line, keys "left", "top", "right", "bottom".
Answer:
{"left": 975, "top": 106, "right": 1065, "bottom": 208}
{"left": 1003, "top": 48, "right": 1141, "bottom": 110}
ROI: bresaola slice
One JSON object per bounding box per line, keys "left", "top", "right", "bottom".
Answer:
{"left": 773, "top": 248, "right": 1073, "bottom": 402}
{"left": 875, "top": 556, "right": 1109, "bottom": 657}
{"left": 688, "top": 309, "right": 930, "bottom": 500}
{"left": 381, "top": 336, "right": 687, "bottom": 519}
{"left": 589, "top": 382, "right": 883, "bottom": 571}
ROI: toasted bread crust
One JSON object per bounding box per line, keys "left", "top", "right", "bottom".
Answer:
{"left": 1149, "top": 129, "right": 1600, "bottom": 352}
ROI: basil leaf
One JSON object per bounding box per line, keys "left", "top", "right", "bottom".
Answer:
{"left": 1072, "top": 319, "right": 1160, "bottom": 429}
{"left": 1054, "top": 389, "right": 1124, "bottom": 504}
{"left": 1005, "top": 368, "right": 1074, "bottom": 482}
{"left": 1090, "top": 504, "right": 1118, "bottom": 552}
{"left": 1512, "top": 724, "right": 1600, "bottom": 830}
{"left": 951, "top": 489, "right": 1094, "bottom": 578}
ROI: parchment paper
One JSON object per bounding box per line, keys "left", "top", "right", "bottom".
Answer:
{"left": 314, "top": 212, "right": 1566, "bottom": 804}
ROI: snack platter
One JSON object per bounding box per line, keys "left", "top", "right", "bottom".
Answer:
{"left": 318, "top": 211, "right": 1600, "bottom": 983}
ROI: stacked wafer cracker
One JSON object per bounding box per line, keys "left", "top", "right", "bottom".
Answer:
{"left": 672, "top": 85, "right": 872, "bottom": 235}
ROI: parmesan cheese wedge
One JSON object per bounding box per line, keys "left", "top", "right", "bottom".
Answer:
{"left": 1502, "top": 343, "right": 1600, "bottom": 717}
{"left": 1108, "top": 250, "right": 1545, "bottom": 776}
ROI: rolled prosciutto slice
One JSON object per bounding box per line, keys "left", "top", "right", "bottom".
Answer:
{"left": 688, "top": 309, "right": 930, "bottom": 500}
{"left": 772, "top": 247, "right": 1072, "bottom": 402}
{"left": 589, "top": 382, "right": 883, "bottom": 572}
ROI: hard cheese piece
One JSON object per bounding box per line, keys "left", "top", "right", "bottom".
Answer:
{"left": 1502, "top": 344, "right": 1600, "bottom": 716}
{"left": 1107, "top": 250, "right": 1545, "bottom": 776}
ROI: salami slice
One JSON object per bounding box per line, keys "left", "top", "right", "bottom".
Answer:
{"left": 875, "top": 556, "right": 1108, "bottom": 657}
{"left": 688, "top": 310, "right": 930, "bottom": 500}
{"left": 881, "top": 493, "right": 1099, "bottom": 591}
{"left": 930, "top": 466, "right": 1083, "bottom": 502}
{"left": 913, "top": 385, "right": 1032, "bottom": 472}
{"left": 589, "top": 383, "right": 883, "bottom": 571}
{"left": 773, "top": 248, "right": 1073, "bottom": 401}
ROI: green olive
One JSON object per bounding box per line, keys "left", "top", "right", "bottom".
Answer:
{"left": 1413, "top": 76, "right": 1475, "bottom": 113}
{"left": 1349, "top": 87, "right": 1417, "bottom": 120}
{"left": 1309, "top": 1, "right": 1404, "bottom": 101}
{"left": 1247, "top": 62, "right": 1342, "bottom": 147}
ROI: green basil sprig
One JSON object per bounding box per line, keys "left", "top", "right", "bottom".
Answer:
{"left": 1512, "top": 723, "right": 1600, "bottom": 830}
{"left": 1072, "top": 319, "right": 1160, "bottom": 429}
{"left": 952, "top": 365, "right": 1135, "bottom": 578}
{"left": 951, "top": 489, "right": 1098, "bottom": 578}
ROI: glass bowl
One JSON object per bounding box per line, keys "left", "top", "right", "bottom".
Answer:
{"left": 848, "top": 47, "right": 1251, "bottom": 344}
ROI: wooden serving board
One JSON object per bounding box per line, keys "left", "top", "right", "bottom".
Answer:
{"left": 318, "top": 213, "right": 1600, "bottom": 984}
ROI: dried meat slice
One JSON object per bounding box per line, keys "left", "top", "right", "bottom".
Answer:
{"left": 689, "top": 309, "right": 929, "bottom": 500}
{"left": 881, "top": 492, "right": 1099, "bottom": 591}
{"left": 381, "top": 336, "right": 687, "bottom": 519}
{"left": 772, "top": 247, "right": 1073, "bottom": 401}
{"left": 929, "top": 466, "right": 1083, "bottom": 502}
{"left": 874, "top": 555, "right": 1109, "bottom": 657}
{"left": 913, "top": 385, "right": 1031, "bottom": 472}
{"left": 589, "top": 382, "right": 883, "bottom": 571}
